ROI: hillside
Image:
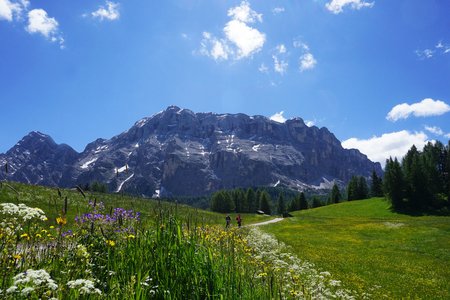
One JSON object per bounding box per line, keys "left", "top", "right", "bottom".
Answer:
{"left": 263, "top": 198, "right": 450, "bottom": 299}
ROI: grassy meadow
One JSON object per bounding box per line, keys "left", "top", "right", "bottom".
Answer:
{"left": 263, "top": 198, "right": 450, "bottom": 299}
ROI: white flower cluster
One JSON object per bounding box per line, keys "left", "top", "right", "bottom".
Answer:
{"left": 67, "top": 279, "right": 102, "bottom": 295}
{"left": 6, "top": 269, "right": 58, "bottom": 297}
{"left": 0, "top": 203, "right": 48, "bottom": 221}
{"left": 246, "top": 228, "right": 360, "bottom": 299}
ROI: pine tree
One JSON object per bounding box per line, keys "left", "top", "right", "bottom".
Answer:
{"left": 277, "top": 193, "right": 285, "bottom": 215}
{"left": 259, "top": 191, "right": 271, "bottom": 215}
{"left": 357, "top": 177, "right": 369, "bottom": 200}
{"left": 330, "top": 183, "right": 342, "bottom": 204}
{"left": 245, "top": 188, "right": 256, "bottom": 213}
{"left": 299, "top": 192, "right": 308, "bottom": 210}
{"left": 210, "top": 190, "right": 235, "bottom": 213}
{"left": 370, "top": 170, "right": 383, "bottom": 197}
{"left": 384, "top": 157, "right": 405, "bottom": 210}
{"left": 347, "top": 176, "right": 358, "bottom": 201}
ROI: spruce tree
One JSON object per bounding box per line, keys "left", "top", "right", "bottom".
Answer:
{"left": 330, "top": 183, "right": 342, "bottom": 204}
{"left": 370, "top": 170, "right": 383, "bottom": 197}
{"left": 299, "top": 192, "right": 308, "bottom": 210}
{"left": 259, "top": 191, "right": 272, "bottom": 215}
{"left": 277, "top": 193, "right": 285, "bottom": 215}
{"left": 384, "top": 157, "right": 405, "bottom": 210}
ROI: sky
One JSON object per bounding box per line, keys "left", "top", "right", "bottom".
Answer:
{"left": 1, "top": 0, "right": 449, "bottom": 167}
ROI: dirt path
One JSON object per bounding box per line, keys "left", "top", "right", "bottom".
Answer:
{"left": 248, "top": 217, "right": 284, "bottom": 227}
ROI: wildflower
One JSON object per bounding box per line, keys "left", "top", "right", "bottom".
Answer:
{"left": 49, "top": 226, "right": 55, "bottom": 229}
{"left": 56, "top": 216, "right": 67, "bottom": 226}
{"left": 13, "top": 254, "right": 22, "bottom": 260}
{"left": 106, "top": 240, "right": 115, "bottom": 247}
{"left": 35, "top": 233, "right": 42, "bottom": 238}
{"left": 0, "top": 203, "right": 47, "bottom": 221}
{"left": 7, "top": 269, "right": 58, "bottom": 296}
{"left": 127, "top": 234, "right": 135, "bottom": 239}
{"left": 67, "top": 279, "right": 102, "bottom": 295}
{"left": 20, "top": 233, "right": 29, "bottom": 240}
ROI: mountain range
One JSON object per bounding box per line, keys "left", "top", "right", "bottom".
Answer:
{"left": 0, "top": 106, "right": 382, "bottom": 197}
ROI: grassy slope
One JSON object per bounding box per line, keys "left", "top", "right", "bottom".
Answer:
{"left": 263, "top": 198, "right": 450, "bottom": 299}
{"left": 0, "top": 181, "right": 272, "bottom": 228}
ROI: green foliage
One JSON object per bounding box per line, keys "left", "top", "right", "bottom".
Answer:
{"left": 259, "top": 191, "right": 271, "bottom": 215}
{"left": 288, "top": 192, "right": 309, "bottom": 212}
{"left": 277, "top": 193, "right": 285, "bottom": 215}
{"left": 384, "top": 142, "right": 449, "bottom": 212}
{"left": 370, "top": 170, "right": 383, "bottom": 197}
{"left": 330, "top": 183, "right": 342, "bottom": 204}
{"left": 210, "top": 190, "right": 235, "bottom": 213}
{"left": 347, "top": 176, "right": 369, "bottom": 201}
{"left": 311, "top": 196, "right": 323, "bottom": 208}
{"left": 89, "top": 181, "right": 108, "bottom": 193}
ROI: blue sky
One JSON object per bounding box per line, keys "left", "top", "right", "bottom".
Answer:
{"left": 1, "top": 0, "right": 449, "bottom": 166}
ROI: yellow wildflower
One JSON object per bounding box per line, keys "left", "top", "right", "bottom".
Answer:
{"left": 20, "top": 233, "right": 29, "bottom": 240}
{"left": 56, "top": 216, "right": 67, "bottom": 226}
{"left": 50, "top": 226, "right": 55, "bottom": 229}
{"left": 127, "top": 234, "right": 135, "bottom": 239}
{"left": 35, "top": 233, "right": 42, "bottom": 238}
{"left": 13, "top": 254, "right": 22, "bottom": 260}
{"left": 106, "top": 240, "right": 116, "bottom": 247}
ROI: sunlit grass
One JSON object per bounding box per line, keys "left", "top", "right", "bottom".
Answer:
{"left": 263, "top": 198, "right": 450, "bottom": 299}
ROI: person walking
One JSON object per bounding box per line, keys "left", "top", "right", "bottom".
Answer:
{"left": 225, "top": 215, "right": 231, "bottom": 228}
{"left": 236, "top": 214, "right": 242, "bottom": 228}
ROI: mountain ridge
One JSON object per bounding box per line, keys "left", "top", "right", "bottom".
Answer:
{"left": 0, "top": 106, "right": 382, "bottom": 197}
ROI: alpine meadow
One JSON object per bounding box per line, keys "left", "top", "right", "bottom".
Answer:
{"left": 1, "top": 0, "right": 450, "bottom": 299}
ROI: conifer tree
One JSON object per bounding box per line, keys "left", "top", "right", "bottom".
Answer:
{"left": 259, "top": 191, "right": 271, "bottom": 215}
{"left": 370, "top": 170, "right": 383, "bottom": 197}
{"left": 277, "top": 193, "right": 285, "bottom": 215}
{"left": 330, "top": 183, "right": 342, "bottom": 204}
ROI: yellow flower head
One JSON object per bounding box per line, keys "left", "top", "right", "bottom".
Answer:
{"left": 127, "top": 234, "right": 135, "bottom": 239}
{"left": 106, "top": 240, "right": 116, "bottom": 247}
{"left": 20, "top": 233, "right": 29, "bottom": 239}
{"left": 56, "top": 216, "right": 67, "bottom": 226}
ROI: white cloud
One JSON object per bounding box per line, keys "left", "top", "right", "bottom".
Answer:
{"left": 326, "top": 0, "right": 374, "bottom": 14}
{"left": 273, "top": 55, "right": 288, "bottom": 74}
{"left": 91, "top": 1, "right": 119, "bottom": 21}
{"left": 272, "top": 7, "right": 285, "bottom": 14}
{"left": 270, "top": 111, "right": 286, "bottom": 123}
{"left": 387, "top": 98, "right": 450, "bottom": 122}
{"left": 0, "top": 0, "right": 28, "bottom": 22}
{"left": 415, "top": 49, "right": 434, "bottom": 59}
{"left": 424, "top": 126, "right": 444, "bottom": 136}
{"left": 227, "top": 0, "right": 262, "bottom": 23}
{"left": 342, "top": 130, "right": 429, "bottom": 167}
{"left": 223, "top": 19, "right": 265, "bottom": 59}
{"left": 258, "top": 63, "right": 269, "bottom": 73}
{"left": 199, "top": 32, "right": 230, "bottom": 61}
{"left": 200, "top": 1, "right": 265, "bottom": 61}
{"left": 299, "top": 53, "right": 317, "bottom": 71}
{"left": 26, "top": 9, "right": 59, "bottom": 37}
{"left": 276, "top": 44, "right": 286, "bottom": 54}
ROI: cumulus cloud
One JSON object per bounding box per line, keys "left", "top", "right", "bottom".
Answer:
{"left": 342, "top": 131, "right": 429, "bottom": 167}
{"left": 325, "top": 0, "right": 374, "bottom": 14}
{"left": 0, "top": 0, "right": 28, "bottom": 21}
{"left": 270, "top": 111, "right": 287, "bottom": 123}
{"left": 299, "top": 53, "right": 317, "bottom": 71}
{"left": 386, "top": 98, "right": 450, "bottom": 122}
{"left": 91, "top": 1, "right": 120, "bottom": 21}
{"left": 272, "top": 7, "right": 285, "bottom": 14}
{"left": 26, "top": 8, "right": 64, "bottom": 48}
{"left": 199, "top": 1, "right": 265, "bottom": 61}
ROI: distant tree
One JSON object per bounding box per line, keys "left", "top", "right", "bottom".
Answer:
{"left": 370, "top": 170, "right": 383, "bottom": 197}
{"left": 91, "top": 181, "right": 108, "bottom": 193}
{"left": 246, "top": 188, "right": 256, "bottom": 213}
{"left": 330, "top": 183, "right": 342, "bottom": 204}
{"left": 347, "top": 176, "right": 358, "bottom": 201}
{"left": 311, "top": 196, "right": 323, "bottom": 208}
{"left": 210, "top": 190, "right": 235, "bottom": 213}
{"left": 259, "top": 191, "right": 272, "bottom": 215}
{"left": 299, "top": 192, "right": 308, "bottom": 210}
{"left": 357, "top": 177, "right": 369, "bottom": 200}
{"left": 384, "top": 157, "right": 405, "bottom": 210}
{"left": 277, "top": 193, "right": 286, "bottom": 215}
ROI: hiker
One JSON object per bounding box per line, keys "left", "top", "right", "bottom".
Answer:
{"left": 225, "top": 215, "right": 231, "bottom": 228}
{"left": 236, "top": 214, "right": 242, "bottom": 228}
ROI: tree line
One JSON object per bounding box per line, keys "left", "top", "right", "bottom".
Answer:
{"left": 384, "top": 141, "right": 449, "bottom": 212}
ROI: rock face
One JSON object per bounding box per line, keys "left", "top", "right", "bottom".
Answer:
{"left": 0, "top": 106, "right": 382, "bottom": 196}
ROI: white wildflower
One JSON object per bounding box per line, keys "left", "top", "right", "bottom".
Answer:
{"left": 67, "top": 279, "right": 102, "bottom": 295}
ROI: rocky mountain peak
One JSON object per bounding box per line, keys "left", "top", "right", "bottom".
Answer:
{"left": 1, "top": 108, "right": 382, "bottom": 197}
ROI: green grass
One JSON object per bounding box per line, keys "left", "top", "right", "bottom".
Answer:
{"left": 263, "top": 198, "right": 450, "bottom": 299}
{"left": 0, "top": 181, "right": 272, "bottom": 228}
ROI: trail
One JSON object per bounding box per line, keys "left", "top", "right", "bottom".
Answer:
{"left": 248, "top": 217, "right": 284, "bottom": 227}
